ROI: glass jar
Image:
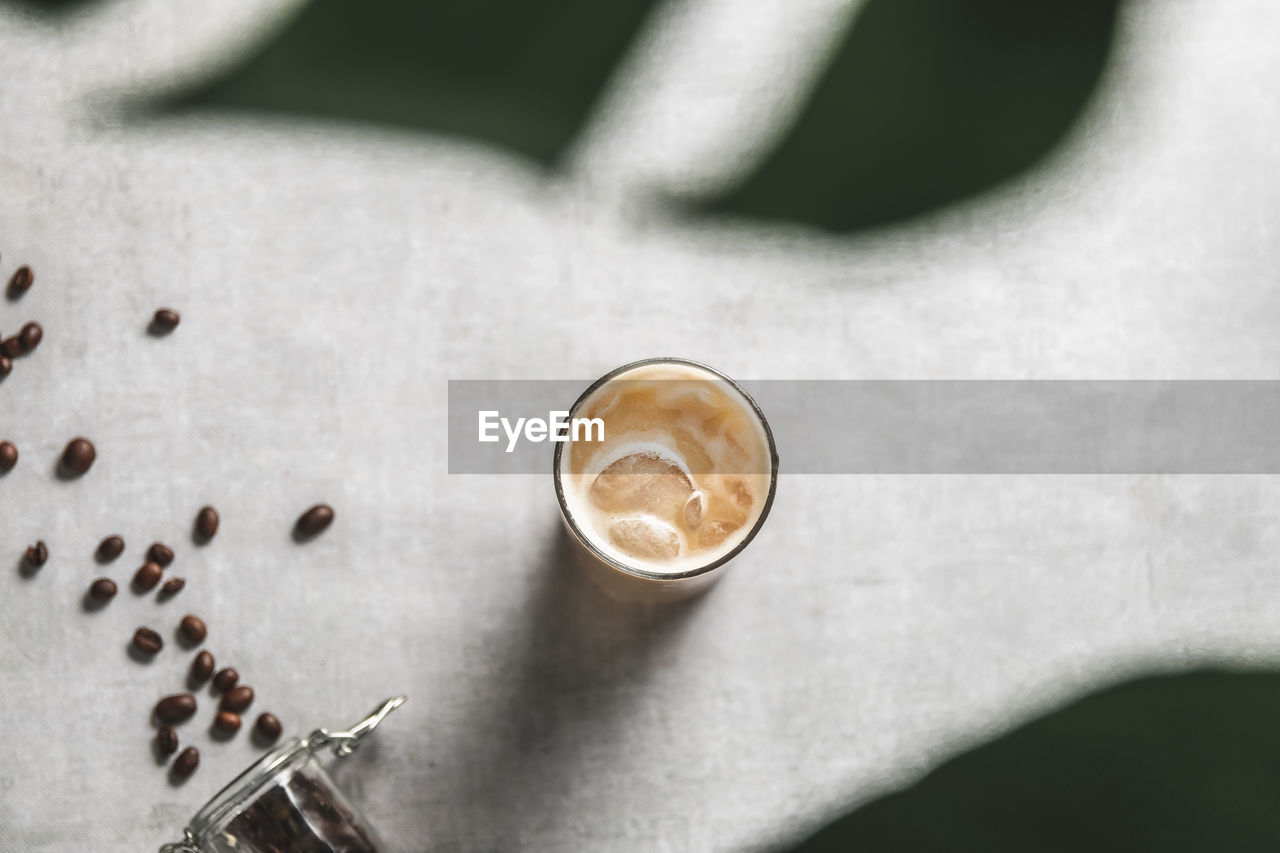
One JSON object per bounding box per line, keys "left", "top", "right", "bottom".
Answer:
{"left": 161, "top": 696, "right": 405, "bottom": 853}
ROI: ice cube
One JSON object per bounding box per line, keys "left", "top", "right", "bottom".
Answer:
{"left": 697, "top": 519, "right": 741, "bottom": 550}
{"left": 683, "top": 491, "right": 706, "bottom": 529}
{"left": 589, "top": 448, "right": 695, "bottom": 518}
{"left": 609, "top": 516, "right": 683, "bottom": 561}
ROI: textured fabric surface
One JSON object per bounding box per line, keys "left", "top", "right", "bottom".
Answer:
{"left": 2, "top": 1, "right": 1279, "bottom": 851}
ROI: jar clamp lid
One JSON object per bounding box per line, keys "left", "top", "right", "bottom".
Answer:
{"left": 160, "top": 695, "right": 407, "bottom": 853}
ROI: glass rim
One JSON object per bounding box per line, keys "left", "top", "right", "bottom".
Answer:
{"left": 552, "top": 356, "right": 780, "bottom": 582}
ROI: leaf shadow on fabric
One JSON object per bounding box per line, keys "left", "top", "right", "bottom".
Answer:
{"left": 781, "top": 668, "right": 1280, "bottom": 852}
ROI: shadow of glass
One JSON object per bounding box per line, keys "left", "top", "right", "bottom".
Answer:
{"left": 421, "top": 524, "right": 708, "bottom": 848}
{"left": 698, "top": 0, "right": 1124, "bottom": 232}
{"left": 780, "top": 668, "right": 1280, "bottom": 852}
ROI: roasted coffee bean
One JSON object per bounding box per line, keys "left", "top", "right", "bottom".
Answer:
{"left": 0, "top": 441, "right": 16, "bottom": 472}
{"left": 295, "top": 504, "right": 335, "bottom": 537}
{"left": 254, "top": 712, "right": 282, "bottom": 741}
{"left": 0, "top": 336, "right": 20, "bottom": 358}
{"left": 25, "top": 541, "right": 48, "bottom": 567}
{"left": 214, "top": 711, "right": 242, "bottom": 733}
{"left": 172, "top": 746, "right": 200, "bottom": 778}
{"left": 132, "top": 626, "right": 163, "bottom": 655}
{"left": 97, "top": 535, "right": 125, "bottom": 561}
{"left": 212, "top": 668, "right": 239, "bottom": 692}
{"left": 148, "top": 542, "right": 174, "bottom": 567}
{"left": 17, "top": 322, "right": 41, "bottom": 354}
{"left": 8, "top": 265, "right": 33, "bottom": 296}
{"left": 195, "top": 506, "right": 219, "bottom": 540}
{"left": 61, "top": 437, "right": 95, "bottom": 475}
{"left": 156, "top": 725, "right": 179, "bottom": 756}
{"left": 190, "top": 651, "right": 215, "bottom": 684}
{"left": 154, "top": 693, "right": 197, "bottom": 724}
{"left": 133, "top": 561, "right": 163, "bottom": 591}
{"left": 88, "top": 578, "right": 117, "bottom": 601}
{"left": 179, "top": 614, "right": 207, "bottom": 645}
{"left": 152, "top": 308, "right": 180, "bottom": 331}
{"left": 0, "top": 355, "right": 10, "bottom": 377}
{"left": 160, "top": 577, "right": 185, "bottom": 596}
{"left": 222, "top": 685, "right": 254, "bottom": 713}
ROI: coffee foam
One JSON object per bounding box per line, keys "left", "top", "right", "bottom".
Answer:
{"left": 560, "top": 363, "right": 772, "bottom": 574}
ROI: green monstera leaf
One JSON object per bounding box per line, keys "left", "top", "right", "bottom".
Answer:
{"left": 703, "top": 0, "right": 1123, "bottom": 231}
{"left": 161, "top": 0, "right": 666, "bottom": 165}
{"left": 784, "top": 669, "right": 1280, "bottom": 852}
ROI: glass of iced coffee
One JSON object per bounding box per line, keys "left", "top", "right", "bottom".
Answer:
{"left": 554, "top": 358, "right": 778, "bottom": 602}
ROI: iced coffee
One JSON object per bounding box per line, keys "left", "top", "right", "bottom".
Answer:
{"left": 554, "top": 359, "right": 777, "bottom": 601}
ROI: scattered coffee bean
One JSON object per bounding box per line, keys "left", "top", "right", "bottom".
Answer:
{"left": 0, "top": 355, "right": 10, "bottom": 377}
{"left": 88, "top": 578, "right": 118, "bottom": 601}
{"left": 212, "top": 668, "right": 239, "bottom": 692}
{"left": 195, "top": 506, "right": 220, "bottom": 540}
{"left": 61, "top": 437, "right": 96, "bottom": 475}
{"left": 160, "top": 577, "right": 185, "bottom": 596}
{"left": 17, "top": 322, "right": 41, "bottom": 354}
{"left": 133, "top": 561, "right": 163, "bottom": 591}
{"left": 148, "top": 542, "right": 174, "bottom": 566}
{"left": 172, "top": 746, "right": 200, "bottom": 779}
{"left": 179, "top": 614, "right": 207, "bottom": 645}
{"left": 97, "top": 535, "right": 125, "bottom": 561}
{"left": 25, "top": 541, "right": 48, "bottom": 567}
{"left": 222, "top": 685, "right": 255, "bottom": 713}
{"left": 132, "top": 626, "right": 163, "bottom": 655}
{"left": 154, "top": 693, "right": 198, "bottom": 724}
{"left": 214, "top": 711, "right": 242, "bottom": 734}
{"left": 295, "top": 504, "right": 335, "bottom": 537}
{"left": 0, "top": 336, "right": 20, "bottom": 358}
{"left": 156, "top": 725, "right": 179, "bottom": 757}
{"left": 0, "top": 441, "right": 16, "bottom": 472}
{"left": 255, "top": 712, "right": 282, "bottom": 742}
{"left": 190, "top": 650, "right": 215, "bottom": 684}
{"left": 8, "top": 265, "right": 33, "bottom": 296}
{"left": 152, "top": 308, "right": 180, "bottom": 332}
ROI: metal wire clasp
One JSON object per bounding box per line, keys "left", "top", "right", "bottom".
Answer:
{"left": 305, "top": 695, "right": 408, "bottom": 757}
